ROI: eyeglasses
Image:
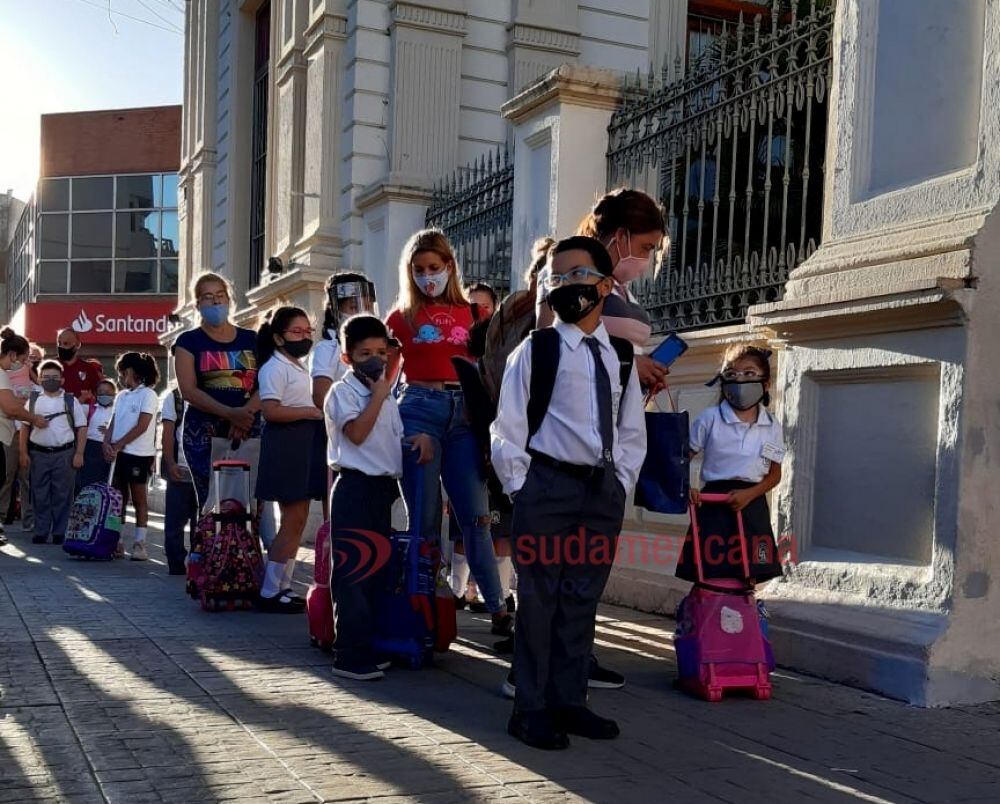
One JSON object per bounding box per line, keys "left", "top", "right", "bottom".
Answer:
{"left": 543, "top": 267, "right": 607, "bottom": 289}
{"left": 198, "top": 291, "right": 230, "bottom": 305}
{"left": 722, "top": 369, "right": 765, "bottom": 381}
{"left": 283, "top": 327, "right": 314, "bottom": 338}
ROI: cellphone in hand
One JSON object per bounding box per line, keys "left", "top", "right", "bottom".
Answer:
{"left": 649, "top": 333, "right": 688, "bottom": 368}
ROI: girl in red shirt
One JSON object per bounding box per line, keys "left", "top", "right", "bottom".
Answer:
{"left": 386, "top": 230, "right": 511, "bottom": 636}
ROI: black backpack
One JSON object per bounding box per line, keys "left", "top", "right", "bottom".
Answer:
{"left": 526, "top": 327, "right": 634, "bottom": 443}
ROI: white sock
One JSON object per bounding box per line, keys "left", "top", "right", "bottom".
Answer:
{"left": 281, "top": 559, "right": 296, "bottom": 591}
{"left": 134, "top": 527, "right": 147, "bottom": 544}
{"left": 261, "top": 560, "right": 287, "bottom": 598}
{"left": 450, "top": 552, "right": 470, "bottom": 597}
{"left": 496, "top": 555, "right": 513, "bottom": 599}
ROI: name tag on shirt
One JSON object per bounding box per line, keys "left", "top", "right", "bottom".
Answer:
{"left": 761, "top": 442, "right": 785, "bottom": 463}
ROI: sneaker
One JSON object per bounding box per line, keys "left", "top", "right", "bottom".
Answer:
{"left": 332, "top": 660, "right": 384, "bottom": 681}
{"left": 130, "top": 541, "right": 149, "bottom": 561}
{"left": 587, "top": 655, "right": 625, "bottom": 689}
{"left": 501, "top": 668, "right": 516, "bottom": 699}
{"left": 114, "top": 542, "right": 126, "bottom": 559}
{"left": 491, "top": 612, "right": 514, "bottom": 637}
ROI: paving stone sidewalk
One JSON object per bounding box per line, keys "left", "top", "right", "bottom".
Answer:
{"left": 2, "top": 514, "right": 1000, "bottom": 804}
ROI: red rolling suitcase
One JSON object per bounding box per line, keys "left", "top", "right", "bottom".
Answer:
{"left": 307, "top": 521, "right": 335, "bottom": 651}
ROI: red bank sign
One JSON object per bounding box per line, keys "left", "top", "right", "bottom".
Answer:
{"left": 23, "top": 301, "right": 176, "bottom": 346}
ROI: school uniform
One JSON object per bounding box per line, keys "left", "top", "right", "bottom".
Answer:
{"left": 110, "top": 385, "right": 159, "bottom": 485}
{"left": 27, "top": 392, "right": 87, "bottom": 540}
{"left": 160, "top": 389, "right": 198, "bottom": 574}
{"left": 309, "top": 330, "right": 348, "bottom": 388}
{"left": 255, "top": 352, "right": 326, "bottom": 503}
{"left": 78, "top": 402, "right": 114, "bottom": 489}
{"left": 325, "top": 370, "right": 404, "bottom": 665}
{"left": 675, "top": 401, "right": 786, "bottom": 583}
{"left": 490, "top": 321, "right": 646, "bottom": 714}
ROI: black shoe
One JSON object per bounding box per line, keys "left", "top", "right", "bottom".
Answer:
{"left": 51, "top": 535, "right": 64, "bottom": 546}
{"left": 501, "top": 669, "right": 516, "bottom": 699}
{"left": 453, "top": 594, "right": 468, "bottom": 611}
{"left": 505, "top": 593, "right": 516, "bottom": 614}
{"left": 588, "top": 655, "right": 625, "bottom": 689}
{"left": 507, "top": 710, "right": 569, "bottom": 750}
{"left": 254, "top": 589, "right": 306, "bottom": 614}
{"left": 168, "top": 566, "right": 187, "bottom": 576}
{"left": 31, "top": 535, "right": 48, "bottom": 544}
{"left": 494, "top": 637, "right": 514, "bottom": 654}
{"left": 553, "top": 705, "right": 620, "bottom": 740}
{"left": 331, "top": 659, "right": 384, "bottom": 681}
{"left": 491, "top": 612, "right": 514, "bottom": 637}
{"left": 468, "top": 599, "right": 489, "bottom": 613}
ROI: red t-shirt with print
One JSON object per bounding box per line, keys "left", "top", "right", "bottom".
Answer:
{"left": 60, "top": 358, "right": 104, "bottom": 400}
{"left": 386, "top": 305, "right": 475, "bottom": 383}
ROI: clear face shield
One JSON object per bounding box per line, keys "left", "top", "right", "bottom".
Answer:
{"left": 328, "top": 280, "right": 378, "bottom": 330}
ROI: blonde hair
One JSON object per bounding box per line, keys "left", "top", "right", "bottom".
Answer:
{"left": 393, "top": 229, "right": 468, "bottom": 323}
{"left": 189, "top": 271, "right": 233, "bottom": 302}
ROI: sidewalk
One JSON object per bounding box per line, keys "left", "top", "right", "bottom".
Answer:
{"left": 2, "top": 516, "right": 1000, "bottom": 804}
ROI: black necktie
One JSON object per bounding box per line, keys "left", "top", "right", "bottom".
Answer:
{"left": 584, "top": 337, "right": 614, "bottom": 467}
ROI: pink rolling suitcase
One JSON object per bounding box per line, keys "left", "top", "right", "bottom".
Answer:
{"left": 674, "top": 493, "right": 773, "bottom": 702}
{"left": 307, "top": 521, "right": 335, "bottom": 651}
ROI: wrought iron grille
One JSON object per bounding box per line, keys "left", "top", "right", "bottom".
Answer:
{"left": 425, "top": 144, "right": 514, "bottom": 297}
{"left": 607, "top": 0, "right": 834, "bottom": 332}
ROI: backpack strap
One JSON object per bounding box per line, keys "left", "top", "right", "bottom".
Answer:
{"left": 608, "top": 335, "right": 635, "bottom": 425}
{"left": 172, "top": 387, "right": 183, "bottom": 419}
{"left": 63, "top": 393, "right": 76, "bottom": 426}
{"left": 29, "top": 390, "right": 39, "bottom": 418}
{"left": 526, "top": 327, "right": 561, "bottom": 443}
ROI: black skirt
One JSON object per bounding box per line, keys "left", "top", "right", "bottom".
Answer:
{"left": 255, "top": 419, "right": 326, "bottom": 503}
{"left": 675, "top": 479, "right": 782, "bottom": 584}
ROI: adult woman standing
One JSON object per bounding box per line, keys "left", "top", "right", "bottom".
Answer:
{"left": 385, "top": 229, "right": 512, "bottom": 637}
{"left": 0, "top": 329, "right": 50, "bottom": 547}
{"left": 174, "top": 273, "right": 260, "bottom": 508}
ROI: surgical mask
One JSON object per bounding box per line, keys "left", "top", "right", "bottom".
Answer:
{"left": 41, "top": 378, "right": 62, "bottom": 393}
{"left": 97, "top": 394, "right": 115, "bottom": 407}
{"left": 57, "top": 346, "right": 77, "bottom": 362}
{"left": 413, "top": 270, "right": 449, "bottom": 298}
{"left": 546, "top": 283, "right": 602, "bottom": 324}
{"left": 282, "top": 339, "right": 312, "bottom": 359}
{"left": 611, "top": 232, "right": 651, "bottom": 284}
{"left": 199, "top": 303, "right": 229, "bottom": 327}
{"left": 354, "top": 356, "right": 386, "bottom": 385}
{"left": 722, "top": 380, "right": 766, "bottom": 411}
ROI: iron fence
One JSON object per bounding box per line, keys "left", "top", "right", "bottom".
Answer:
{"left": 425, "top": 144, "right": 514, "bottom": 297}
{"left": 607, "top": 0, "right": 834, "bottom": 332}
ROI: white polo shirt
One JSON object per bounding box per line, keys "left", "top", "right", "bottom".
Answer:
{"left": 325, "top": 371, "right": 403, "bottom": 477}
{"left": 309, "top": 330, "right": 348, "bottom": 384}
{"left": 690, "top": 401, "right": 785, "bottom": 484}
{"left": 29, "top": 393, "right": 87, "bottom": 449}
{"left": 258, "top": 351, "right": 314, "bottom": 408}
{"left": 86, "top": 403, "right": 114, "bottom": 443}
{"left": 110, "top": 385, "right": 159, "bottom": 456}
{"left": 160, "top": 389, "right": 189, "bottom": 469}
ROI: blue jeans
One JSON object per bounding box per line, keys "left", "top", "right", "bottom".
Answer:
{"left": 398, "top": 385, "right": 504, "bottom": 613}
{"left": 164, "top": 480, "right": 198, "bottom": 571}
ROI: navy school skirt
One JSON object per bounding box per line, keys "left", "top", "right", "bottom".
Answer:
{"left": 675, "top": 479, "right": 783, "bottom": 584}
{"left": 255, "top": 419, "right": 326, "bottom": 503}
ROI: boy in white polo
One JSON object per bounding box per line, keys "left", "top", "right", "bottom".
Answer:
{"left": 324, "top": 315, "right": 431, "bottom": 681}
{"left": 20, "top": 361, "right": 87, "bottom": 544}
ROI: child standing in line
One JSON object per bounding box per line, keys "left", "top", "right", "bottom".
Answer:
{"left": 160, "top": 384, "right": 199, "bottom": 576}
{"left": 20, "top": 361, "right": 88, "bottom": 545}
{"left": 104, "top": 353, "right": 160, "bottom": 561}
{"left": 676, "top": 344, "right": 785, "bottom": 585}
{"left": 325, "top": 315, "right": 431, "bottom": 680}
{"left": 254, "top": 306, "right": 327, "bottom": 613}
{"left": 78, "top": 379, "right": 117, "bottom": 489}
{"left": 491, "top": 236, "right": 646, "bottom": 750}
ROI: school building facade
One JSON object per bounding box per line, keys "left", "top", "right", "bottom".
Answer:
{"left": 177, "top": 0, "right": 1000, "bottom": 706}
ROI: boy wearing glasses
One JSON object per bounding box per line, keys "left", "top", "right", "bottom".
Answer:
{"left": 490, "top": 236, "right": 646, "bottom": 750}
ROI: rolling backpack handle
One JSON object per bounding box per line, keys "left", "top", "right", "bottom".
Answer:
{"left": 688, "top": 493, "right": 752, "bottom": 591}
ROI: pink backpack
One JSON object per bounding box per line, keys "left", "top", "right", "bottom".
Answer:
{"left": 306, "top": 522, "right": 335, "bottom": 651}
{"left": 674, "top": 494, "right": 773, "bottom": 702}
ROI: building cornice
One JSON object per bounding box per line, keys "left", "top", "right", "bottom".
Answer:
{"left": 355, "top": 176, "right": 434, "bottom": 211}
{"left": 501, "top": 64, "right": 623, "bottom": 124}
{"left": 305, "top": 11, "right": 348, "bottom": 53}
{"left": 506, "top": 22, "right": 579, "bottom": 56}
{"left": 390, "top": 1, "right": 467, "bottom": 35}
{"left": 276, "top": 49, "right": 308, "bottom": 84}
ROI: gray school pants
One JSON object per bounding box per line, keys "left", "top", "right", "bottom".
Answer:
{"left": 510, "top": 459, "right": 626, "bottom": 713}
{"left": 29, "top": 445, "right": 77, "bottom": 538}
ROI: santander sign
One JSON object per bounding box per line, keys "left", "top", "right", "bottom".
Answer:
{"left": 23, "top": 301, "right": 176, "bottom": 346}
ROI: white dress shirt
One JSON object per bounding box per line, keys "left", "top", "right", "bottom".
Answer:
{"left": 258, "top": 351, "right": 314, "bottom": 408}
{"left": 490, "top": 320, "right": 646, "bottom": 496}
{"left": 29, "top": 393, "right": 87, "bottom": 448}
{"left": 325, "top": 371, "right": 404, "bottom": 477}
{"left": 690, "top": 401, "right": 785, "bottom": 484}
{"left": 309, "top": 330, "right": 348, "bottom": 384}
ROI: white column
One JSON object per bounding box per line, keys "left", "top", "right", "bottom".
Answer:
{"left": 506, "top": 0, "right": 580, "bottom": 96}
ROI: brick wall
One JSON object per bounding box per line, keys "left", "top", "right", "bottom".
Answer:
{"left": 40, "top": 106, "right": 182, "bottom": 177}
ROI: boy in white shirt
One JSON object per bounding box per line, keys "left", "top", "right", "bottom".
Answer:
{"left": 325, "top": 315, "right": 431, "bottom": 681}
{"left": 19, "top": 361, "right": 88, "bottom": 544}
{"left": 491, "top": 236, "right": 646, "bottom": 750}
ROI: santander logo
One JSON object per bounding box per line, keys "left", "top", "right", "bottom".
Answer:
{"left": 72, "top": 310, "right": 94, "bottom": 333}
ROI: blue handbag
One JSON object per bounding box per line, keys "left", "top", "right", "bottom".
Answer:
{"left": 634, "top": 390, "right": 691, "bottom": 515}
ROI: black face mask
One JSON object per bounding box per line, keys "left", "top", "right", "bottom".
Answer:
{"left": 57, "top": 346, "right": 77, "bottom": 362}
{"left": 721, "top": 380, "right": 766, "bottom": 411}
{"left": 354, "top": 356, "right": 386, "bottom": 385}
{"left": 546, "top": 283, "right": 603, "bottom": 324}
{"left": 282, "top": 339, "right": 312, "bottom": 359}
